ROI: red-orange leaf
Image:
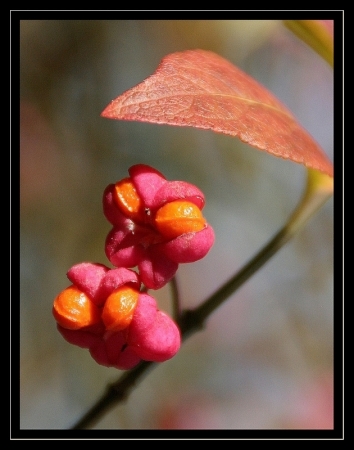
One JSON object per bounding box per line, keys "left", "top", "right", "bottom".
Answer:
{"left": 101, "top": 49, "right": 333, "bottom": 177}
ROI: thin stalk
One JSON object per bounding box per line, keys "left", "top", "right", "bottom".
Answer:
{"left": 71, "top": 169, "right": 333, "bottom": 430}
{"left": 71, "top": 361, "right": 154, "bottom": 430}
{"left": 170, "top": 276, "right": 181, "bottom": 320}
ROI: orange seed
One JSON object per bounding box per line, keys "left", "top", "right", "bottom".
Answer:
{"left": 101, "top": 287, "right": 139, "bottom": 332}
{"left": 113, "top": 177, "right": 145, "bottom": 222}
{"left": 52, "top": 285, "right": 101, "bottom": 330}
{"left": 154, "top": 200, "right": 206, "bottom": 239}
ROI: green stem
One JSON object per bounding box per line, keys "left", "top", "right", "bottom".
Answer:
{"left": 71, "top": 169, "right": 333, "bottom": 430}
{"left": 283, "top": 20, "right": 334, "bottom": 67}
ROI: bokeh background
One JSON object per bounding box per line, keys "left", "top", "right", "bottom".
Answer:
{"left": 19, "top": 19, "right": 334, "bottom": 431}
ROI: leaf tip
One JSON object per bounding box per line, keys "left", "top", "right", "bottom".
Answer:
{"left": 101, "top": 100, "right": 120, "bottom": 120}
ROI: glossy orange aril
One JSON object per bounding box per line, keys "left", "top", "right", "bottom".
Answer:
{"left": 154, "top": 200, "right": 206, "bottom": 239}
{"left": 52, "top": 285, "right": 101, "bottom": 330}
{"left": 113, "top": 177, "right": 146, "bottom": 222}
{"left": 101, "top": 286, "right": 139, "bottom": 332}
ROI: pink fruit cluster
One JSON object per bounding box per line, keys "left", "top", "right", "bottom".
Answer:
{"left": 103, "top": 164, "right": 215, "bottom": 289}
{"left": 54, "top": 263, "right": 181, "bottom": 369}
{"left": 53, "top": 164, "right": 214, "bottom": 370}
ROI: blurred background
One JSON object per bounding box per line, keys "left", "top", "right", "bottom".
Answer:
{"left": 19, "top": 19, "right": 334, "bottom": 431}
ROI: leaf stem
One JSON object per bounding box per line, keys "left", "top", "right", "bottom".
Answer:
{"left": 71, "top": 169, "right": 333, "bottom": 430}
{"left": 283, "top": 20, "right": 334, "bottom": 67}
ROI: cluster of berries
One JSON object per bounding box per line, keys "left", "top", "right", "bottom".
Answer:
{"left": 52, "top": 164, "right": 214, "bottom": 369}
